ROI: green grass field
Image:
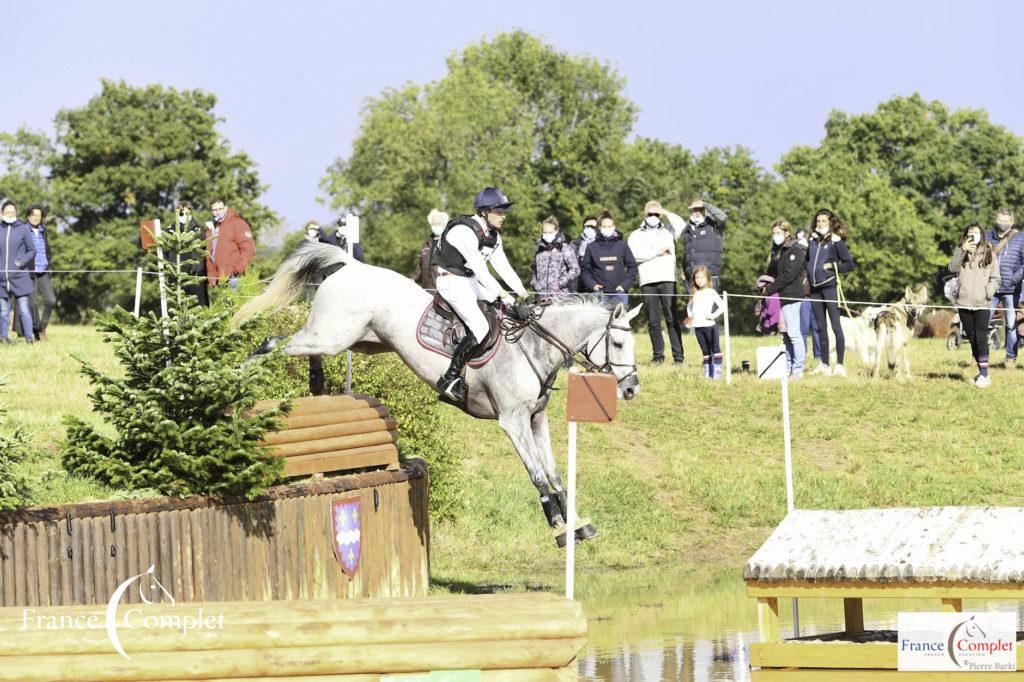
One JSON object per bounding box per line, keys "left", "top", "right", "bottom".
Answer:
{"left": 7, "top": 324, "right": 1024, "bottom": 586}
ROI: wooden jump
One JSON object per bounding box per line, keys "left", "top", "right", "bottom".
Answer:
{"left": 0, "top": 592, "right": 586, "bottom": 681}
{"left": 254, "top": 395, "right": 400, "bottom": 477}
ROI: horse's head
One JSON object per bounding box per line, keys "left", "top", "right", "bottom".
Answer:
{"left": 585, "top": 303, "right": 642, "bottom": 400}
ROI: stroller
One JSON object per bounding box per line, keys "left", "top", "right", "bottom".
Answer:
{"left": 943, "top": 276, "right": 1003, "bottom": 351}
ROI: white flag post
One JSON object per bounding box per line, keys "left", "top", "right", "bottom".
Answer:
{"left": 344, "top": 215, "right": 360, "bottom": 394}
{"left": 133, "top": 267, "right": 143, "bottom": 318}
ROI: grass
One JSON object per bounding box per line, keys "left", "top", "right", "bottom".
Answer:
{"left": 7, "top": 323, "right": 1024, "bottom": 587}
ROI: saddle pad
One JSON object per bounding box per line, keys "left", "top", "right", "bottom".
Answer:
{"left": 415, "top": 301, "right": 502, "bottom": 367}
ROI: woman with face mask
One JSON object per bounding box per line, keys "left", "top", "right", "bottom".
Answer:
{"left": 410, "top": 209, "right": 449, "bottom": 292}
{"left": 529, "top": 216, "right": 580, "bottom": 298}
{"left": 950, "top": 223, "right": 1001, "bottom": 387}
{"left": 761, "top": 219, "right": 809, "bottom": 378}
{"left": 579, "top": 209, "right": 638, "bottom": 307}
{"left": 569, "top": 216, "right": 599, "bottom": 292}
{"left": 805, "top": 208, "right": 855, "bottom": 377}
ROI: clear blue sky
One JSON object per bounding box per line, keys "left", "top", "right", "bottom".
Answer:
{"left": 4, "top": 0, "right": 1022, "bottom": 240}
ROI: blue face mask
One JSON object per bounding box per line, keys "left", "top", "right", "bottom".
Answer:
{"left": 583, "top": 227, "right": 596, "bottom": 240}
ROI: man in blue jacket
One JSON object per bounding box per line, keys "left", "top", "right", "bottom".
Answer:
{"left": 580, "top": 210, "right": 638, "bottom": 307}
{"left": 0, "top": 201, "right": 36, "bottom": 344}
{"left": 987, "top": 208, "right": 1024, "bottom": 367}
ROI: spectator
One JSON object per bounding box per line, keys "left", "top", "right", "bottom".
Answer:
{"left": 569, "top": 215, "right": 598, "bottom": 292}
{"left": 530, "top": 216, "right": 580, "bottom": 299}
{"left": 0, "top": 201, "right": 35, "bottom": 344}
{"left": 986, "top": 208, "right": 1023, "bottom": 367}
{"left": 806, "top": 208, "right": 855, "bottom": 377}
{"left": 303, "top": 220, "right": 322, "bottom": 244}
{"left": 580, "top": 209, "right": 637, "bottom": 308}
{"left": 685, "top": 265, "right": 725, "bottom": 379}
{"left": 175, "top": 201, "right": 210, "bottom": 307}
{"left": 762, "top": 219, "right": 808, "bottom": 378}
{"left": 950, "top": 223, "right": 1001, "bottom": 388}
{"left": 410, "top": 209, "right": 448, "bottom": 291}
{"left": 681, "top": 198, "right": 727, "bottom": 291}
{"left": 794, "top": 228, "right": 822, "bottom": 364}
{"left": 320, "top": 218, "right": 364, "bottom": 262}
{"left": 23, "top": 205, "right": 56, "bottom": 340}
{"left": 206, "top": 198, "right": 256, "bottom": 289}
{"left": 628, "top": 200, "right": 686, "bottom": 365}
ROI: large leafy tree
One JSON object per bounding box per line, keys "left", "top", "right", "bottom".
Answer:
{"left": 2, "top": 80, "right": 278, "bottom": 320}
{"left": 321, "top": 31, "right": 637, "bottom": 272}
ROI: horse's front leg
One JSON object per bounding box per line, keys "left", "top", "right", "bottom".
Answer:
{"left": 531, "top": 410, "right": 598, "bottom": 546}
{"left": 498, "top": 408, "right": 566, "bottom": 539}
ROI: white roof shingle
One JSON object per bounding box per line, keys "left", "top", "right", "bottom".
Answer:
{"left": 743, "top": 507, "right": 1024, "bottom": 583}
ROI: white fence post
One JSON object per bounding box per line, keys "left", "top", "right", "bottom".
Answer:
{"left": 565, "top": 420, "right": 578, "bottom": 600}
{"left": 133, "top": 267, "right": 143, "bottom": 318}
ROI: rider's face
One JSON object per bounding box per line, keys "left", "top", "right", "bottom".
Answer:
{"left": 487, "top": 210, "right": 507, "bottom": 229}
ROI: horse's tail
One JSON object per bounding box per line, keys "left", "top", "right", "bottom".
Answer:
{"left": 231, "top": 241, "right": 352, "bottom": 327}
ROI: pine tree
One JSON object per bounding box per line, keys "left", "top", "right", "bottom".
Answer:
{"left": 62, "top": 225, "right": 285, "bottom": 499}
{"left": 0, "top": 378, "right": 32, "bottom": 511}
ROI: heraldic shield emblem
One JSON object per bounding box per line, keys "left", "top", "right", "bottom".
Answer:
{"left": 332, "top": 496, "right": 362, "bottom": 579}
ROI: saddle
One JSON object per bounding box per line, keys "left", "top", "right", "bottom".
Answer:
{"left": 415, "top": 294, "right": 504, "bottom": 367}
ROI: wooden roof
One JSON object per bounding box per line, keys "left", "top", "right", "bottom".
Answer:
{"left": 744, "top": 507, "right": 1024, "bottom": 584}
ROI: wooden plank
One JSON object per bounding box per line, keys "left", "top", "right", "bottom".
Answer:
{"left": 191, "top": 509, "right": 207, "bottom": 602}
{"left": 250, "top": 394, "right": 381, "bottom": 415}
{"left": 273, "top": 406, "right": 389, "bottom": 431}
{"left": 113, "top": 511, "right": 127, "bottom": 597}
{"left": 177, "top": 510, "right": 193, "bottom": 603}
{"left": 272, "top": 429, "right": 398, "bottom": 459}
{"left": 13, "top": 522, "right": 27, "bottom": 606}
{"left": 22, "top": 522, "right": 37, "bottom": 607}
{"left": 158, "top": 512, "right": 173, "bottom": 604}
{"left": 283, "top": 445, "right": 399, "bottom": 477}
{"left": 146, "top": 512, "right": 159, "bottom": 601}
{"left": 91, "top": 517, "right": 106, "bottom": 604}
{"left": 747, "top": 580, "right": 1024, "bottom": 600}
{"left": 101, "top": 516, "right": 115, "bottom": 602}
{"left": 843, "top": 598, "right": 864, "bottom": 635}
{"left": 125, "top": 514, "right": 139, "bottom": 605}
{"left": 1, "top": 528, "right": 15, "bottom": 606}
{"left": 751, "top": 641, "right": 895, "bottom": 669}
{"left": 46, "top": 522, "right": 60, "bottom": 607}
{"left": 0, "top": 637, "right": 588, "bottom": 678}
{"left": 266, "top": 501, "right": 281, "bottom": 601}
{"left": 168, "top": 511, "right": 183, "bottom": 602}
{"left": 264, "top": 418, "right": 397, "bottom": 447}
{"left": 58, "top": 519, "right": 72, "bottom": 608}
{"left": 758, "top": 597, "right": 779, "bottom": 643}
{"left": 71, "top": 517, "right": 85, "bottom": 606}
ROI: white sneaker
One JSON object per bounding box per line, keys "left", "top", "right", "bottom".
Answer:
{"left": 974, "top": 374, "right": 991, "bottom": 389}
{"left": 810, "top": 363, "right": 832, "bottom": 376}
{"left": 832, "top": 364, "right": 848, "bottom": 377}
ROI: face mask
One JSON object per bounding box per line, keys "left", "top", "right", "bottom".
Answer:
{"left": 2, "top": 217, "right": 15, "bottom": 225}
{"left": 772, "top": 234, "right": 785, "bottom": 246}
{"left": 431, "top": 224, "right": 444, "bottom": 237}
{"left": 306, "top": 230, "right": 319, "bottom": 239}
{"left": 541, "top": 233, "right": 556, "bottom": 243}
{"left": 997, "top": 220, "right": 1013, "bottom": 231}
{"left": 690, "top": 213, "right": 703, "bottom": 224}
{"left": 583, "top": 227, "right": 596, "bottom": 240}
{"left": 178, "top": 214, "right": 189, "bottom": 225}
{"left": 213, "top": 212, "right": 226, "bottom": 223}
{"left": 644, "top": 215, "right": 661, "bottom": 228}
{"left": 600, "top": 228, "right": 615, "bottom": 239}
{"left": 972, "top": 233, "right": 982, "bottom": 245}
{"left": 815, "top": 226, "right": 829, "bottom": 236}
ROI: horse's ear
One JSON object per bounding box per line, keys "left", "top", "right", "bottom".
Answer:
{"left": 904, "top": 285, "right": 914, "bottom": 297}
{"left": 624, "top": 304, "right": 643, "bottom": 323}
{"left": 917, "top": 285, "right": 929, "bottom": 298}
{"left": 611, "top": 303, "right": 625, "bottom": 319}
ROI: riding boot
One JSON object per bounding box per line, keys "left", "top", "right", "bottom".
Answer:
{"left": 308, "top": 357, "right": 325, "bottom": 396}
{"left": 436, "top": 330, "right": 478, "bottom": 404}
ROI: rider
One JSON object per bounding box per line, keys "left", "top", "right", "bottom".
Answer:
{"left": 431, "top": 187, "right": 529, "bottom": 403}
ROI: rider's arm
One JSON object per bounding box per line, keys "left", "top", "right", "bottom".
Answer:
{"left": 489, "top": 239, "right": 529, "bottom": 298}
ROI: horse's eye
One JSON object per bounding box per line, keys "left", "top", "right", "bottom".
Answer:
{"left": 612, "top": 342, "right": 624, "bottom": 350}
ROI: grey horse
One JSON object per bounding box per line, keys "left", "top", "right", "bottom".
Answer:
{"left": 234, "top": 242, "right": 641, "bottom": 546}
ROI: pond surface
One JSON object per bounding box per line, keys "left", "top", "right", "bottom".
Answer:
{"left": 575, "top": 567, "right": 1022, "bottom": 681}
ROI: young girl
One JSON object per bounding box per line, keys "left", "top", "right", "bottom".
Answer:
{"left": 949, "top": 223, "right": 1001, "bottom": 387}
{"left": 686, "top": 266, "right": 726, "bottom": 379}
{"left": 806, "top": 209, "right": 855, "bottom": 376}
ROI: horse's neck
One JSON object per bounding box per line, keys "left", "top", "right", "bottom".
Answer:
{"left": 532, "top": 304, "right": 609, "bottom": 362}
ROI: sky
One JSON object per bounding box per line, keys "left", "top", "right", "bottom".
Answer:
{"left": 3, "top": 0, "right": 1023, "bottom": 242}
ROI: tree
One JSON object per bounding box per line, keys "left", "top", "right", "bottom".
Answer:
{"left": 0, "top": 378, "right": 33, "bottom": 511}
{"left": 321, "top": 31, "right": 636, "bottom": 273}
{"left": 62, "top": 226, "right": 285, "bottom": 499}
{"left": 0, "top": 128, "right": 54, "bottom": 209}
{"left": 44, "top": 80, "right": 277, "bottom": 320}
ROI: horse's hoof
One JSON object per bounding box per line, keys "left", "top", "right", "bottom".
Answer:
{"left": 575, "top": 523, "right": 598, "bottom": 542}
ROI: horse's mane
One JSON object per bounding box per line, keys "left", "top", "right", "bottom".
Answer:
{"left": 543, "top": 293, "right": 616, "bottom": 312}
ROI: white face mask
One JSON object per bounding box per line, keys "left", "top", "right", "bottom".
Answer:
{"left": 583, "top": 226, "right": 596, "bottom": 240}
{"left": 431, "top": 224, "right": 444, "bottom": 237}
{"left": 690, "top": 213, "right": 703, "bottom": 224}
{"left": 972, "top": 233, "right": 982, "bottom": 245}
{"left": 815, "top": 226, "right": 829, "bottom": 236}
{"left": 600, "top": 227, "right": 615, "bottom": 239}
{"left": 306, "top": 229, "right": 319, "bottom": 238}
{"left": 644, "top": 215, "right": 661, "bottom": 228}
{"left": 178, "top": 214, "right": 189, "bottom": 225}
{"left": 541, "top": 233, "right": 556, "bottom": 243}
{"left": 2, "top": 216, "right": 15, "bottom": 225}
{"left": 772, "top": 234, "right": 785, "bottom": 246}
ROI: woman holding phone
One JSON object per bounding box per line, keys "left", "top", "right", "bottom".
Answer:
{"left": 949, "top": 223, "right": 1001, "bottom": 387}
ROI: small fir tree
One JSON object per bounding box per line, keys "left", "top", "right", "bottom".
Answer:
{"left": 0, "top": 378, "right": 32, "bottom": 510}
{"left": 62, "top": 225, "right": 285, "bottom": 499}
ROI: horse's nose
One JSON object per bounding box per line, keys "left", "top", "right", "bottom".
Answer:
{"left": 622, "top": 386, "right": 637, "bottom": 400}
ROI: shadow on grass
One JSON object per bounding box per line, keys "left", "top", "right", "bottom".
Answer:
{"left": 431, "top": 577, "right": 554, "bottom": 594}
{"left": 923, "top": 371, "right": 968, "bottom": 381}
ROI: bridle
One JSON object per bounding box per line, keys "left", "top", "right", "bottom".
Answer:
{"left": 501, "top": 302, "right": 638, "bottom": 398}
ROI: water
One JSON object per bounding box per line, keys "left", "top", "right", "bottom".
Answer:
{"left": 574, "top": 567, "right": 1019, "bottom": 681}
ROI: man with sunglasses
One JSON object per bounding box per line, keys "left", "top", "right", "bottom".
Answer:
{"left": 431, "top": 186, "right": 529, "bottom": 404}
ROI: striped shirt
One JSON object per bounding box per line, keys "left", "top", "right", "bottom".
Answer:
{"left": 31, "top": 227, "right": 48, "bottom": 272}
